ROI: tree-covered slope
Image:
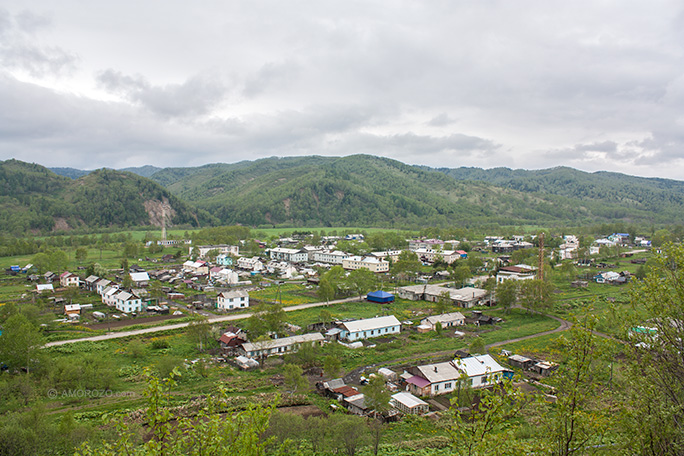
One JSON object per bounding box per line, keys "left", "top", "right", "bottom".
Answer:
{"left": 436, "top": 166, "right": 684, "bottom": 224}
{"left": 0, "top": 160, "right": 215, "bottom": 234}
{"left": 149, "top": 155, "right": 611, "bottom": 227}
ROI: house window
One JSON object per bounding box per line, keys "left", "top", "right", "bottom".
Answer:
{"left": 434, "top": 384, "right": 439, "bottom": 392}
{"left": 445, "top": 383, "right": 452, "bottom": 390}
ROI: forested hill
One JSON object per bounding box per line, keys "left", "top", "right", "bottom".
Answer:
{"left": 147, "top": 154, "right": 684, "bottom": 227}
{"left": 0, "top": 159, "right": 215, "bottom": 235}
{"left": 436, "top": 166, "right": 684, "bottom": 224}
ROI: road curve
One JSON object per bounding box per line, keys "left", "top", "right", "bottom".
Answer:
{"left": 44, "top": 297, "right": 360, "bottom": 347}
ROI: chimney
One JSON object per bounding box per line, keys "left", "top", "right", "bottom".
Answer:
{"left": 434, "top": 367, "right": 438, "bottom": 372}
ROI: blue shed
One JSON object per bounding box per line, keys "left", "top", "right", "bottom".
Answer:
{"left": 366, "top": 290, "right": 395, "bottom": 303}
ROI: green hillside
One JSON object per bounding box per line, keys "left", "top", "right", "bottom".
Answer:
{"left": 0, "top": 159, "right": 215, "bottom": 234}
{"left": 437, "top": 166, "right": 684, "bottom": 224}
{"left": 149, "top": 155, "right": 638, "bottom": 227}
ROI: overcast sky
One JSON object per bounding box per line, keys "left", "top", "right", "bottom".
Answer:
{"left": 1, "top": 1, "right": 683, "bottom": 179}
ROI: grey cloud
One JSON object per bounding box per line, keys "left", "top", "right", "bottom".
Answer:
{"left": 96, "top": 69, "right": 229, "bottom": 118}
{"left": 0, "top": 9, "right": 76, "bottom": 77}
{"left": 427, "top": 113, "right": 456, "bottom": 127}
{"left": 544, "top": 141, "right": 619, "bottom": 160}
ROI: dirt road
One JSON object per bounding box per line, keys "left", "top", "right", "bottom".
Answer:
{"left": 44, "top": 296, "right": 359, "bottom": 347}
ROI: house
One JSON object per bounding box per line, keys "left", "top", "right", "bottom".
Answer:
{"left": 239, "top": 333, "right": 325, "bottom": 358}
{"left": 344, "top": 394, "right": 368, "bottom": 415}
{"left": 391, "top": 392, "right": 429, "bottom": 415}
{"left": 59, "top": 271, "right": 80, "bottom": 288}
{"left": 366, "top": 290, "right": 395, "bottom": 303}
{"left": 84, "top": 275, "right": 100, "bottom": 291}
{"left": 341, "top": 256, "right": 390, "bottom": 273}
{"left": 406, "top": 354, "right": 510, "bottom": 397}
{"left": 211, "top": 268, "right": 239, "bottom": 284}
{"left": 268, "top": 247, "right": 308, "bottom": 263}
{"left": 44, "top": 271, "right": 57, "bottom": 282}
{"left": 95, "top": 278, "right": 112, "bottom": 295}
{"left": 496, "top": 265, "right": 537, "bottom": 284}
{"left": 101, "top": 286, "right": 120, "bottom": 306}
{"left": 64, "top": 303, "right": 81, "bottom": 317}
{"left": 218, "top": 331, "right": 247, "bottom": 353}
{"left": 338, "top": 315, "right": 401, "bottom": 342}
{"left": 129, "top": 272, "right": 150, "bottom": 287}
{"left": 594, "top": 271, "right": 621, "bottom": 284}
{"left": 182, "top": 260, "right": 209, "bottom": 275}
{"left": 216, "top": 254, "right": 234, "bottom": 266}
{"left": 236, "top": 256, "right": 264, "bottom": 272}
{"left": 114, "top": 290, "right": 142, "bottom": 314}
{"left": 217, "top": 290, "right": 249, "bottom": 310}
{"left": 420, "top": 312, "right": 466, "bottom": 331}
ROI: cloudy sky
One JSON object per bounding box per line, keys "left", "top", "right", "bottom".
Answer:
{"left": 1, "top": 1, "right": 684, "bottom": 179}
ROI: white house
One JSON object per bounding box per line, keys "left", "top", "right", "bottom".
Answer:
{"left": 183, "top": 260, "right": 209, "bottom": 275}
{"left": 237, "top": 256, "right": 264, "bottom": 272}
{"left": 114, "top": 290, "right": 142, "bottom": 314}
{"left": 59, "top": 271, "right": 80, "bottom": 288}
{"left": 101, "top": 285, "right": 120, "bottom": 306}
{"left": 217, "top": 290, "right": 250, "bottom": 310}
{"left": 413, "top": 248, "right": 459, "bottom": 264}
{"left": 338, "top": 315, "right": 401, "bottom": 342}
{"left": 406, "top": 354, "right": 509, "bottom": 397}
{"left": 211, "top": 268, "right": 239, "bottom": 284}
{"left": 95, "top": 278, "right": 112, "bottom": 295}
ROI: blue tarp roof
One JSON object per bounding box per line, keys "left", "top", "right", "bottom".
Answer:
{"left": 367, "top": 290, "right": 394, "bottom": 298}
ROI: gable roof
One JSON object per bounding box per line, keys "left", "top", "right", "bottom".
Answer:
{"left": 367, "top": 290, "right": 394, "bottom": 299}
{"left": 453, "top": 354, "right": 507, "bottom": 377}
{"left": 340, "top": 315, "right": 401, "bottom": 333}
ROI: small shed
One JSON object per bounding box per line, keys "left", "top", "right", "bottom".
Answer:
{"left": 366, "top": 290, "right": 395, "bottom": 303}
{"left": 378, "top": 367, "right": 398, "bottom": 382}
{"left": 508, "top": 354, "right": 535, "bottom": 370}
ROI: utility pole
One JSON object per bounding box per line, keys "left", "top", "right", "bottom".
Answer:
{"left": 537, "top": 232, "right": 545, "bottom": 281}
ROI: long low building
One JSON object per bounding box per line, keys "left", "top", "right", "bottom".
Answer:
{"left": 342, "top": 256, "right": 390, "bottom": 273}
{"left": 398, "top": 285, "right": 489, "bottom": 307}
{"left": 338, "top": 315, "right": 401, "bottom": 342}
{"left": 239, "top": 333, "right": 324, "bottom": 358}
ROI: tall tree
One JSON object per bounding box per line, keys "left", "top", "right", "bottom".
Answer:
{"left": 347, "top": 268, "right": 378, "bottom": 301}
{"left": 391, "top": 250, "right": 421, "bottom": 284}
{"left": 0, "top": 313, "right": 43, "bottom": 374}
{"left": 618, "top": 244, "right": 684, "bottom": 454}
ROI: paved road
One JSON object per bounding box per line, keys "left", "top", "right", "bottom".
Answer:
{"left": 44, "top": 297, "right": 360, "bottom": 347}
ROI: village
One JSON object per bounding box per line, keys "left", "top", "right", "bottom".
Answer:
{"left": 3, "top": 228, "right": 654, "bottom": 429}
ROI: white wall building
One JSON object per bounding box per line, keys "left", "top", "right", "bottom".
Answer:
{"left": 217, "top": 290, "right": 249, "bottom": 310}
{"left": 338, "top": 315, "right": 401, "bottom": 342}
{"left": 342, "top": 256, "right": 390, "bottom": 273}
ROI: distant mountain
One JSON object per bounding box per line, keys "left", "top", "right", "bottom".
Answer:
{"left": 51, "top": 165, "right": 163, "bottom": 179}
{"left": 120, "top": 165, "right": 162, "bottom": 178}
{"left": 0, "top": 159, "right": 216, "bottom": 235}
{"left": 148, "top": 154, "right": 684, "bottom": 227}
{"left": 50, "top": 167, "right": 91, "bottom": 179}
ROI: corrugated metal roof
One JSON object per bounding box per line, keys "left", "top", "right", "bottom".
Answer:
{"left": 340, "top": 315, "right": 401, "bottom": 333}
{"left": 392, "top": 392, "right": 428, "bottom": 408}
